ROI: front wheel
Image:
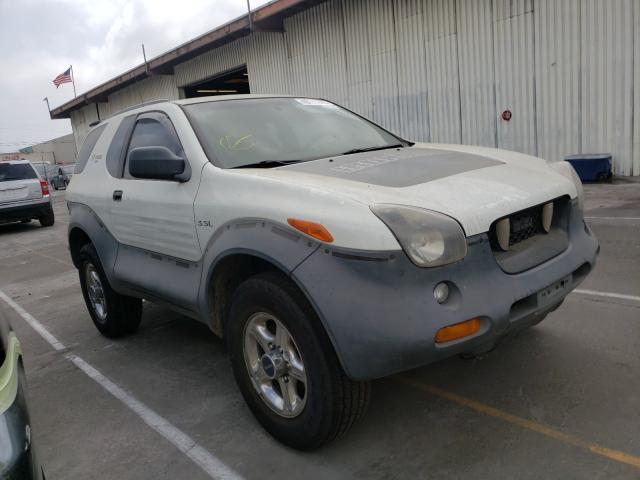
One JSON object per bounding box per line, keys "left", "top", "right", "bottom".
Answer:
{"left": 227, "top": 272, "right": 370, "bottom": 450}
{"left": 78, "top": 243, "right": 142, "bottom": 338}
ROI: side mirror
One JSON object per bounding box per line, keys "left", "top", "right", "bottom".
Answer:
{"left": 128, "top": 146, "right": 187, "bottom": 181}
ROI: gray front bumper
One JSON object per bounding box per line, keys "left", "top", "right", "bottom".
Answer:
{"left": 292, "top": 203, "right": 599, "bottom": 381}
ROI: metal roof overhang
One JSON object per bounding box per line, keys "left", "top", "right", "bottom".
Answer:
{"left": 50, "top": 0, "right": 325, "bottom": 119}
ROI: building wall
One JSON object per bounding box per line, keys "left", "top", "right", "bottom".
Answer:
{"left": 70, "top": 0, "right": 640, "bottom": 175}
{"left": 71, "top": 76, "right": 179, "bottom": 150}
{"left": 98, "top": 75, "right": 179, "bottom": 120}
{"left": 31, "top": 133, "right": 77, "bottom": 164}
{"left": 1, "top": 133, "right": 77, "bottom": 165}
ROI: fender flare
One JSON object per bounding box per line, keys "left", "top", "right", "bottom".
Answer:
{"left": 67, "top": 202, "right": 120, "bottom": 284}
{"left": 196, "top": 217, "right": 326, "bottom": 331}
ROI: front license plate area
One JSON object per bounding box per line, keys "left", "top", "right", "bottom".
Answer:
{"left": 537, "top": 275, "right": 572, "bottom": 308}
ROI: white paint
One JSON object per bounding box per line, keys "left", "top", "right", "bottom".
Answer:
{"left": 69, "top": 96, "right": 579, "bottom": 252}
{"left": 66, "top": 354, "right": 243, "bottom": 480}
{"left": 584, "top": 216, "right": 640, "bottom": 221}
{"left": 0, "top": 289, "right": 244, "bottom": 480}
{"left": 0, "top": 290, "right": 66, "bottom": 351}
{"left": 574, "top": 289, "right": 640, "bottom": 303}
{"left": 67, "top": 103, "right": 207, "bottom": 262}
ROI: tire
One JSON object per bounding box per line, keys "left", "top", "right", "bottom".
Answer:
{"left": 227, "top": 272, "right": 370, "bottom": 450}
{"left": 38, "top": 207, "right": 55, "bottom": 227}
{"left": 78, "top": 243, "right": 142, "bottom": 338}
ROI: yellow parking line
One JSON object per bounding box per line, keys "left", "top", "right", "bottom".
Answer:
{"left": 397, "top": 376, "right": 640, "bottom": 470}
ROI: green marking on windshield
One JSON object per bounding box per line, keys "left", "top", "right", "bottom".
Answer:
{"left": 219, "top": 134, "right": 255, "bottom": 151}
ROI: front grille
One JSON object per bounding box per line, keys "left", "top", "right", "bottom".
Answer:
{"left": 490, "top": 203, "right": 546, "bottom": 251}
{"left": 508, "top": 207, "right": 543, "bottom": 246}
{"left": 489, "top": 196, "right": 571, "bottom": 274}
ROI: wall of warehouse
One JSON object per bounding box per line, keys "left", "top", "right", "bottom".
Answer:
{"left": 71, "top": 0, "right": 640, "bottom": 176}
{"left": 1, "top": 133, "right": 77, "bottom": 164}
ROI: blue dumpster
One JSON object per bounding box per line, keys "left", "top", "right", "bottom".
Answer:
{"left": 564, "top": 154, "right": 612, "bottom": 182}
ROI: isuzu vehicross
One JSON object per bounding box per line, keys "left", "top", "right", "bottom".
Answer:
{"left": 66, "top": 95, "right": 598, "bottom": 449}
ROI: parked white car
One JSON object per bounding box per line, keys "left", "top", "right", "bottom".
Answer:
{"left": 0, "top": 160, "right": 54, "bottom": 227}
{"left": 66, "top": 95, "right": 598, "bottom": 449}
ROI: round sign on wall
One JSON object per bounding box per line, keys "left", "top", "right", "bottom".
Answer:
{"left": 501, "top": 110, "right": 512, "bottom": 121}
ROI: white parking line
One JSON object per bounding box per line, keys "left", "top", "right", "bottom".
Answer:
{"left": 0, "top": 289, "right": 243, "bottom": 480}
{"left": 584, "top": 216, "right": 640, "bottom": 221}
{"left": 574, "top": 289, "right": 640, "bottom": 303}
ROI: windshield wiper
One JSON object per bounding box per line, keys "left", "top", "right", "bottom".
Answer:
{"left": 232, "top": 160, "right": 302, "bottom": 169}
{"left": 341, "top": 144, "right": 405, "bottom": 156}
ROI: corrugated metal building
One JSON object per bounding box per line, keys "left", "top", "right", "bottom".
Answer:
{"left": 51, "top": 0, "right": 640, "bottom": 176}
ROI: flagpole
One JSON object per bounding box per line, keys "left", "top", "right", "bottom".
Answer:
{"left": 70, "top": 65, "right": 77, "bottom": 98}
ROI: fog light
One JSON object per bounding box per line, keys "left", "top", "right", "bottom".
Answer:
{"left": 433, "top": 282, "right": 449, "bottom": 304}
{"left": 435, "top": 318, "right": 481, "bottom": 344}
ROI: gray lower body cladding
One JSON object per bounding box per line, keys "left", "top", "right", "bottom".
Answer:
{"left": 70, "top": 201, "right": 598, "bottom": 383}
{"left": 292, "top": 203, "right": 599, "bottom": 381}
{"left": 69, "top": 203, "right": 204, "bottom": 317}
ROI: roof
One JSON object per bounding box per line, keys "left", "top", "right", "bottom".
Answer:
{"left": 174, "top": 93, "right": 297, "bottom": 105}
{"left": 50, "top": 0, "right": 325, "bottom": 120}
{"left": 91, "top": 94, "right": 301, "bottom": 124}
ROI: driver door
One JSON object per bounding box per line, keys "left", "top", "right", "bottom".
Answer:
{"left": 110, "top": 111, "right": 201, "bottom": 262}
{"left": 110, "top": 111, "right": 203, "bottom": 308}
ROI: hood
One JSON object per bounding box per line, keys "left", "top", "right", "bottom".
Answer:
{"left": 238, "top": 144, "right": 576, "bottom": 237}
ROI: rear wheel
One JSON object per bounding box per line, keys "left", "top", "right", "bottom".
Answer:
{"left": 227, "top": 272, "right": 370, "bottom": 450}
{"left": 78, "top": 243, "right": 142, "bottom": 337}
{"left": 38, "top": 207, "right": 54, "bottom": 227}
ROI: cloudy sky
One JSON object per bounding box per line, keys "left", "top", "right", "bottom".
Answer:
{"left": 0, "top": 0, "right": 270, "bottom": 153}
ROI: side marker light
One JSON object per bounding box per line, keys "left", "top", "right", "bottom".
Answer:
{"left": 287, "top": 218, "right": 333, "bottom": 243}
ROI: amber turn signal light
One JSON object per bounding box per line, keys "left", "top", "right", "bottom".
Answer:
{"left": 287, "top": 218, "right": 334, "bottom": 243}
{"left": 435, "top": 317, "right": 481, "bottom": 344}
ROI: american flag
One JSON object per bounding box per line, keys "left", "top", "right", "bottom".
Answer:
{"left": 53, "top": 68, "right": 72, "bottom": 88}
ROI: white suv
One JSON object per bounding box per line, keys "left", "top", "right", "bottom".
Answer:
{"left": 66, "top": 95, "right": 598, "bottom": 449}
{"left": 0, "top": 160, "right": 54, "bottom": 227}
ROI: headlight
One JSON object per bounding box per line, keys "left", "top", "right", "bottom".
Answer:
{"left": 550, "top": 161, "right": 584, "bottom": 210}
{"left": 370, "top": 204, "right": 467, "bottom": 267}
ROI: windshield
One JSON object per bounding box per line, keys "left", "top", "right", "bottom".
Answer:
{"left": 0, "top": 163, "right": 37, "bottom": 182}
{"left": 183, "top": 97, "right": 403, "bottom": 168}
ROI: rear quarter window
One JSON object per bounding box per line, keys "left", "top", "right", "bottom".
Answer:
{"left": 75, "top": 124, "right": 107, "bottom": 174}
{"left": 0, "top": 163, "right": 38, "bottom": 182}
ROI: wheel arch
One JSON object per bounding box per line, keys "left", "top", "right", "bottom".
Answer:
{"left": 68, "top": 226, "right": 93, "bottom": 268}
{"left": 203, "top": 248, "right": 353, "bottom": 377}
{"left": 203, "top": 249, "right": 299, "bottom": 337}
{"left": 66, "top": 203, "right": 120, "bottom": 283}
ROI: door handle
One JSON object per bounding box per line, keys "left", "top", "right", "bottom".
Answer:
{"left": 113, "top": 190, "right": 123, "bottom": 201}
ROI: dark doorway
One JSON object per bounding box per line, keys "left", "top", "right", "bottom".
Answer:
{"left": 183, "top": 66, "right": 250, "bottom": 98}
